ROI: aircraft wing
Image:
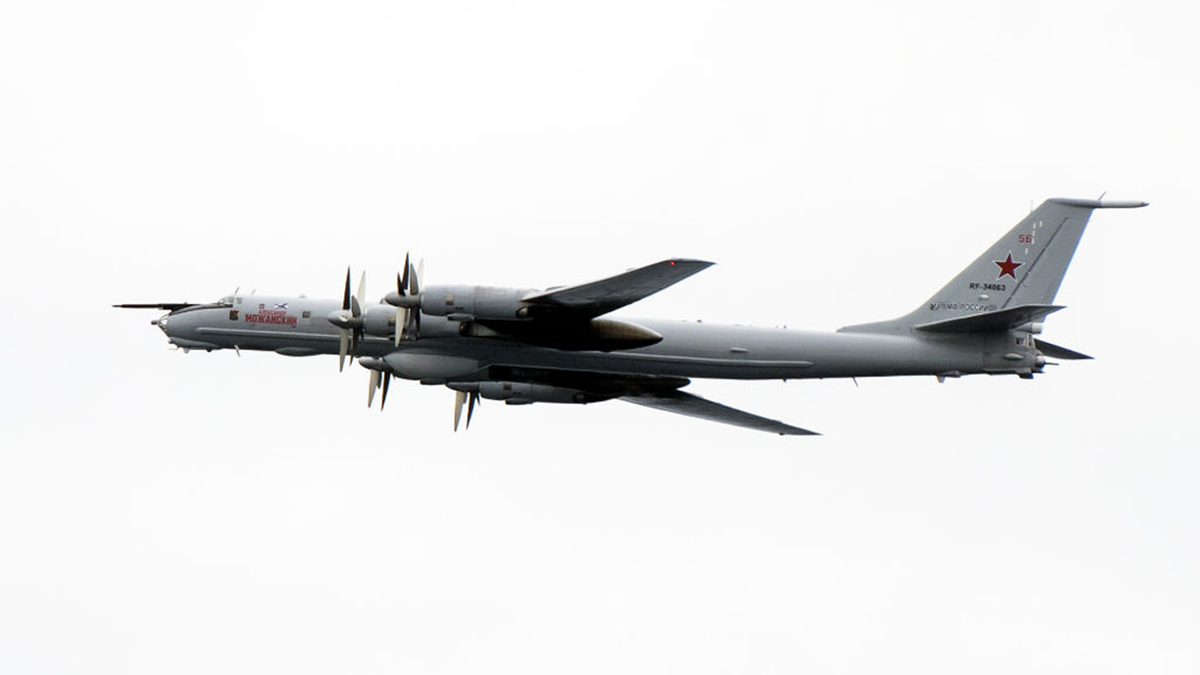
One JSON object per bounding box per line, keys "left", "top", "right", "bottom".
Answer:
{"left": 522, "top": 258, "right": 714, "bottom": 319}
{"left": 620, "top": 390, "right": 818, "bottom": 436}
{"left": 485, "top": 366, "right": 816, "bottom": 435}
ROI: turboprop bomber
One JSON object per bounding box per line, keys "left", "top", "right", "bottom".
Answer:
{"left": 117, "top": 198, "right": 1146, "bottom": 435}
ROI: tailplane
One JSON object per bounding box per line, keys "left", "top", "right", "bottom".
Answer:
{"left": 841, "top": 198, "right": 1146, "bottom": 334}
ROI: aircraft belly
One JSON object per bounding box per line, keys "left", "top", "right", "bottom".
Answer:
{"left": 621, "top": 320, "right": 983, "bottom": 379}
{"left": 469, "top": 322, "right": 984, "bottom": 381}
{"left": 501, "top": 350, "right": 818, "bottom": 379}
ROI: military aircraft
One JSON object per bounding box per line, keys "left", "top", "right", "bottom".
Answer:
{"left": 117, "top": 197, "right": 1145, "bottom": 435}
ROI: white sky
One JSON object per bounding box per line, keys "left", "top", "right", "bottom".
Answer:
{"left": 1, "top": 1, "right": 1197, "bottom": 673}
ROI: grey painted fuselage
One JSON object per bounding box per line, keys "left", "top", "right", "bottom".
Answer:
{"left": 159, "top": 295, "right": 1016, "bottom": 382}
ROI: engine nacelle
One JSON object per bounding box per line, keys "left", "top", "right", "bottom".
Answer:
{"left": 420, "top": 285, "right": 534, "bottom": 321}
{"left": 449, "top": 381, "right": 613, "bottom": 405}
{"left": 362, "top": 305, "right": 397, "bottom": 337}
{"left": 383, "top": 352, "right": 482, "bottom": 382}
{"left": 459, "top": 318, "right": 663, "bottom": 351}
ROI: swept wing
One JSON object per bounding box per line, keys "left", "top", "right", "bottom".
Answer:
{"left": 621, "top": 390, "right": 818, "bottom": 436}
{"left": 522, "top": 258, "right": 713, "bottom": 319}
{"left": 486, "top": 367, "right": 816, "bottom": 435}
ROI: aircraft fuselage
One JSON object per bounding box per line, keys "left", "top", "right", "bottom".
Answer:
{"left": 157, "top": 294, "right": 1035, "bottom": 383}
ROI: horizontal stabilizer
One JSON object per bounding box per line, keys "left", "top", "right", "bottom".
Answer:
{"left": 1047, "top": 198, "right": 1148, "bottom": 209}
{"left": 914, "top": 304, "right": 1064, "bottom": 334}
{"left": 1034, "top": 338, "right": 1093, "bottom": 360}
{"left": 621, "top": 390, "right": 818, "bottom": 436}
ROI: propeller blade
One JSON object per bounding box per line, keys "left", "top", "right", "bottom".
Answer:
{"left": 367, "top": 370, "right": 381, "bottom": 407}
{"left": 453, "top": 390, "right": 467, "bottom": 431}
{"left": 401, "top": 253, "right": 411, "bottom": 294}
{"left": 466, "top": 392, "right": 478, "bottom": 429}
{"left": 355, "top": 271, "right": 367, "bottom": 316}
{"left": 342, "top": 267, "right": 352, "bottom": 311}
{"left": 394, "top": 307, "right": 408, "bottom": 346}
{"left": 415, "top": 261, "right": 423, "bottom": 333}
{"left": 338, "top": 328, "right": 349, "bottom": 372}
{"left": 380, "top": 373, "right": 391, "bottom": 411}
{"left": 408, "top": 259, "right": 422, "bottom": 296}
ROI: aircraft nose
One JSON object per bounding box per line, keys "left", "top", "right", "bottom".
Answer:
{"left": 152, "top": 313, "right": 171, "bottom": 335}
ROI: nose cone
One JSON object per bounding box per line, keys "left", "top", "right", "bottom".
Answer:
{"left": 154, "top": 309, "right": 222, "bottom": 351}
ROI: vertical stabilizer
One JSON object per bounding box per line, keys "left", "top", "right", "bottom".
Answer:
{"left": 841, "top": 198, "right": 1146, "bottom": 334}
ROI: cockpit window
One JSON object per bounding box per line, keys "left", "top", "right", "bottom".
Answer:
{"left": 217, "top": 296, "right": 234, "bottom": 307}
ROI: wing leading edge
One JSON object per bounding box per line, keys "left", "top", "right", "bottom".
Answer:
{"left": 621, "top": 390, "right": 819, "bottom": 436}
{"left": 484, "top": 367, "right": 816, "bottom": 436}
{"left": 522, "top": 258, "right": 714, "bottom": 319}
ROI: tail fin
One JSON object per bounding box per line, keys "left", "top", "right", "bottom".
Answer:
{"left": 841, "top": 198, "right": 1147, "bottom": 334}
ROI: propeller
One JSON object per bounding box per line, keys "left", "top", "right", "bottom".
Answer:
{"left": 342, "top": 255, "right": 427, "bottom": 409}
{"left": 391, "top": 254, "right": 411, "bottom": 347}
{"left": 453, "top": 389, "right": 481, "bottom": 431}
{"left": 380, "top": 370, "right": 392, "bottom": 410}
{"left": 366, "top": 369, "right": 396, "bottom": 409}
{"left": 328, "top": 268, "right": 368, "bottom": 372}
{"left": 359, "top": 357, "right": 395, "bottom": 411}
{"left": 383, "top": 252, "right": 424, "bottom": 341}
{"left": 367, "top": 369, "right": 381, "bottom": 407}
{"left": 454, "top": 391, "right": 466, "bottom": 430}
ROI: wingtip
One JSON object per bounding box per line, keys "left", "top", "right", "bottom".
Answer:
{"left": 783, "top": 428, "right": 821, "bottom": 437}
{"left": 1048, "top": 197, "right": 1149, "bottom": 209}
{"left": 666, "top": 258, "right": 716, "bottom": 267}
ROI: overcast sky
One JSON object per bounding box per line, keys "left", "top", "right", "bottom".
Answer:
{"left": 1, "top": 1, "right": 1197, "bottom": 673}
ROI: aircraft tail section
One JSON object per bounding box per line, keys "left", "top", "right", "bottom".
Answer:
{"left": 840, "top": 198, "right": 1146, "bottom": 334}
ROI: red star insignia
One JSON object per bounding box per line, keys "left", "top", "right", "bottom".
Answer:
{"left": 994, "top": 253, "right": 1023, "bottom": 279}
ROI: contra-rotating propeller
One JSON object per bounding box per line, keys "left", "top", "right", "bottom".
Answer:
{"left": 329, "top": 255, "right": 422, "bottom": 370}
{"left": 366, "top": 365, "right": 393, "bottom": 410}
{"left": 453, "top": 389, "right": 480, "bottom": 431}
{"left": 345, "top": 256, "right": 433, "bottom": 415}
{"left": 359, "top": 253, "right": 423, "bottom": 411}
{"left": 326, "top": 268, "right": 367, "bottom": 371}
{"left": 383, "top": 253, "right": 424, "bottom": 344}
